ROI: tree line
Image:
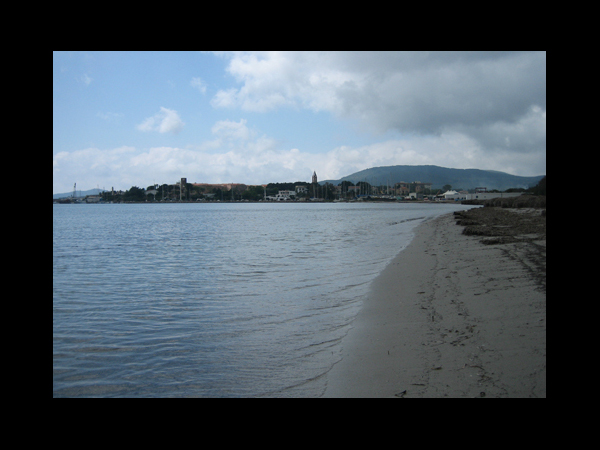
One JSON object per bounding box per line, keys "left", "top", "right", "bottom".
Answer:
{"left": 100, "top": 176, "right": 546, "bottom": 203}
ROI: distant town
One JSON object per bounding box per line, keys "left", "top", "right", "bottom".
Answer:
{"left": 54, "top": 172, "right": 545, "bottom": 204}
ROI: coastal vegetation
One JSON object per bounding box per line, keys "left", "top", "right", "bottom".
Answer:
{"left": 53, "top": 161, "right": 546, "bottom": 205}
{"left": 54, "top": 176, "right": 547, "bottom": 204}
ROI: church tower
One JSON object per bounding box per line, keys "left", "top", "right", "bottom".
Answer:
{"left": 312, "top": 171, "right": 317, "bottom": 184}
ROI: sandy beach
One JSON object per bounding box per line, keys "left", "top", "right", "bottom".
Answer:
{"left": 322, "top": 206, "right": 546, "bottom": 398}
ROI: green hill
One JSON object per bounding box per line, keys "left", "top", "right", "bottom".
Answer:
{"left": 321, "top": 165, "right": 545, "bottom": 191}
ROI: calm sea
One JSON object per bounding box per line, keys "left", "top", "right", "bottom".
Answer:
{"left": 53, "top": 201, "right": 474, "bottom": 397}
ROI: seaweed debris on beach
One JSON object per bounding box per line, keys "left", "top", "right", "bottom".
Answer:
{"left": 454, "top": 197, "right": 546, "bottom": 293}
{"left": 455, "top": 196, "right": 546, "bottom": 244}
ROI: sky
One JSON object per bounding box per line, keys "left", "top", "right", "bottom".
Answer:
{"left": 53, "top": 51, "right": 546, "bottom": 194}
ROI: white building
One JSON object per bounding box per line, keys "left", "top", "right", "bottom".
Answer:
{"left": 266, "top": 190, "right": 296, "bottom": 201}
{"left": 443, "top": 190, "right": 466, "bottom": 200}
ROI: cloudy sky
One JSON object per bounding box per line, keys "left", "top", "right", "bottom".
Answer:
{"left": 53, "top": 51, "right": 546, "bottom": 193}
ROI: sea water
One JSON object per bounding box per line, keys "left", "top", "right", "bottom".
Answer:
{"left": 53, "top": 201, "right": 474, "bottom": 397}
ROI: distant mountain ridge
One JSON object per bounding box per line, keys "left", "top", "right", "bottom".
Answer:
{"left": 53, "top": 188, "right": 106, "bottom": 199}
{"left": 321, "top": 165, "right": 545, "bottom": 191}
{"left": 53, "top": 166, "right": 545, "bottom": 198}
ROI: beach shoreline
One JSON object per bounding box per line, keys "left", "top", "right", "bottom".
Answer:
{"left": 321, "top": 207, "right": 546, "bottom": 398}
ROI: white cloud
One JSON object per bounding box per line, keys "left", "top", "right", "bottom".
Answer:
{"left": 211, "top": 119, "right": 253, "bottom": 142}
{"left": 53, "top": 52, "right": 546, "bottom": 194}
{"left": 211, "top": 51, "right": 546, "bottom": 161}
{"left": 136, "top": 107, "right": 185, "bottom": 134}
{"left": 213, "top": 52, "right": 545, "bottom": 129}
{"left": 467, "top": 104, "right": 546, "bottom": 153}
{"left": 211, "top": 51, "right": 356, "bottom": 113}
{"left": 210, "top": 88, "right": 237, "bottom": 108}
{"left": 190, "top": 77, "right": 207, "bottom": 94}
{"left": 53, "top": 146, "right": 137, "bottom": 192}
{"left": 54, "top": 114, "right": 545, "bottom": 194}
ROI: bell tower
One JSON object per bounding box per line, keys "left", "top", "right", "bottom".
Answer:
{"left": 312, "top": 171, "right": 317, "bottom": 184}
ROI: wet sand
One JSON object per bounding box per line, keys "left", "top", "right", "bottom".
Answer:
{"left": 322, "top": 208, "right": 546, "bottom": 398}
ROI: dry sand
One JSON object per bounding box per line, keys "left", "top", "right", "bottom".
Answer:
{"left": 322, "top": 207, "right": 546, "bottom": 398}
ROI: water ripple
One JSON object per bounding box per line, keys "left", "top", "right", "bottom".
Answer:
{"left": 54, "top": 202, "right": 475, "bottom": 397}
